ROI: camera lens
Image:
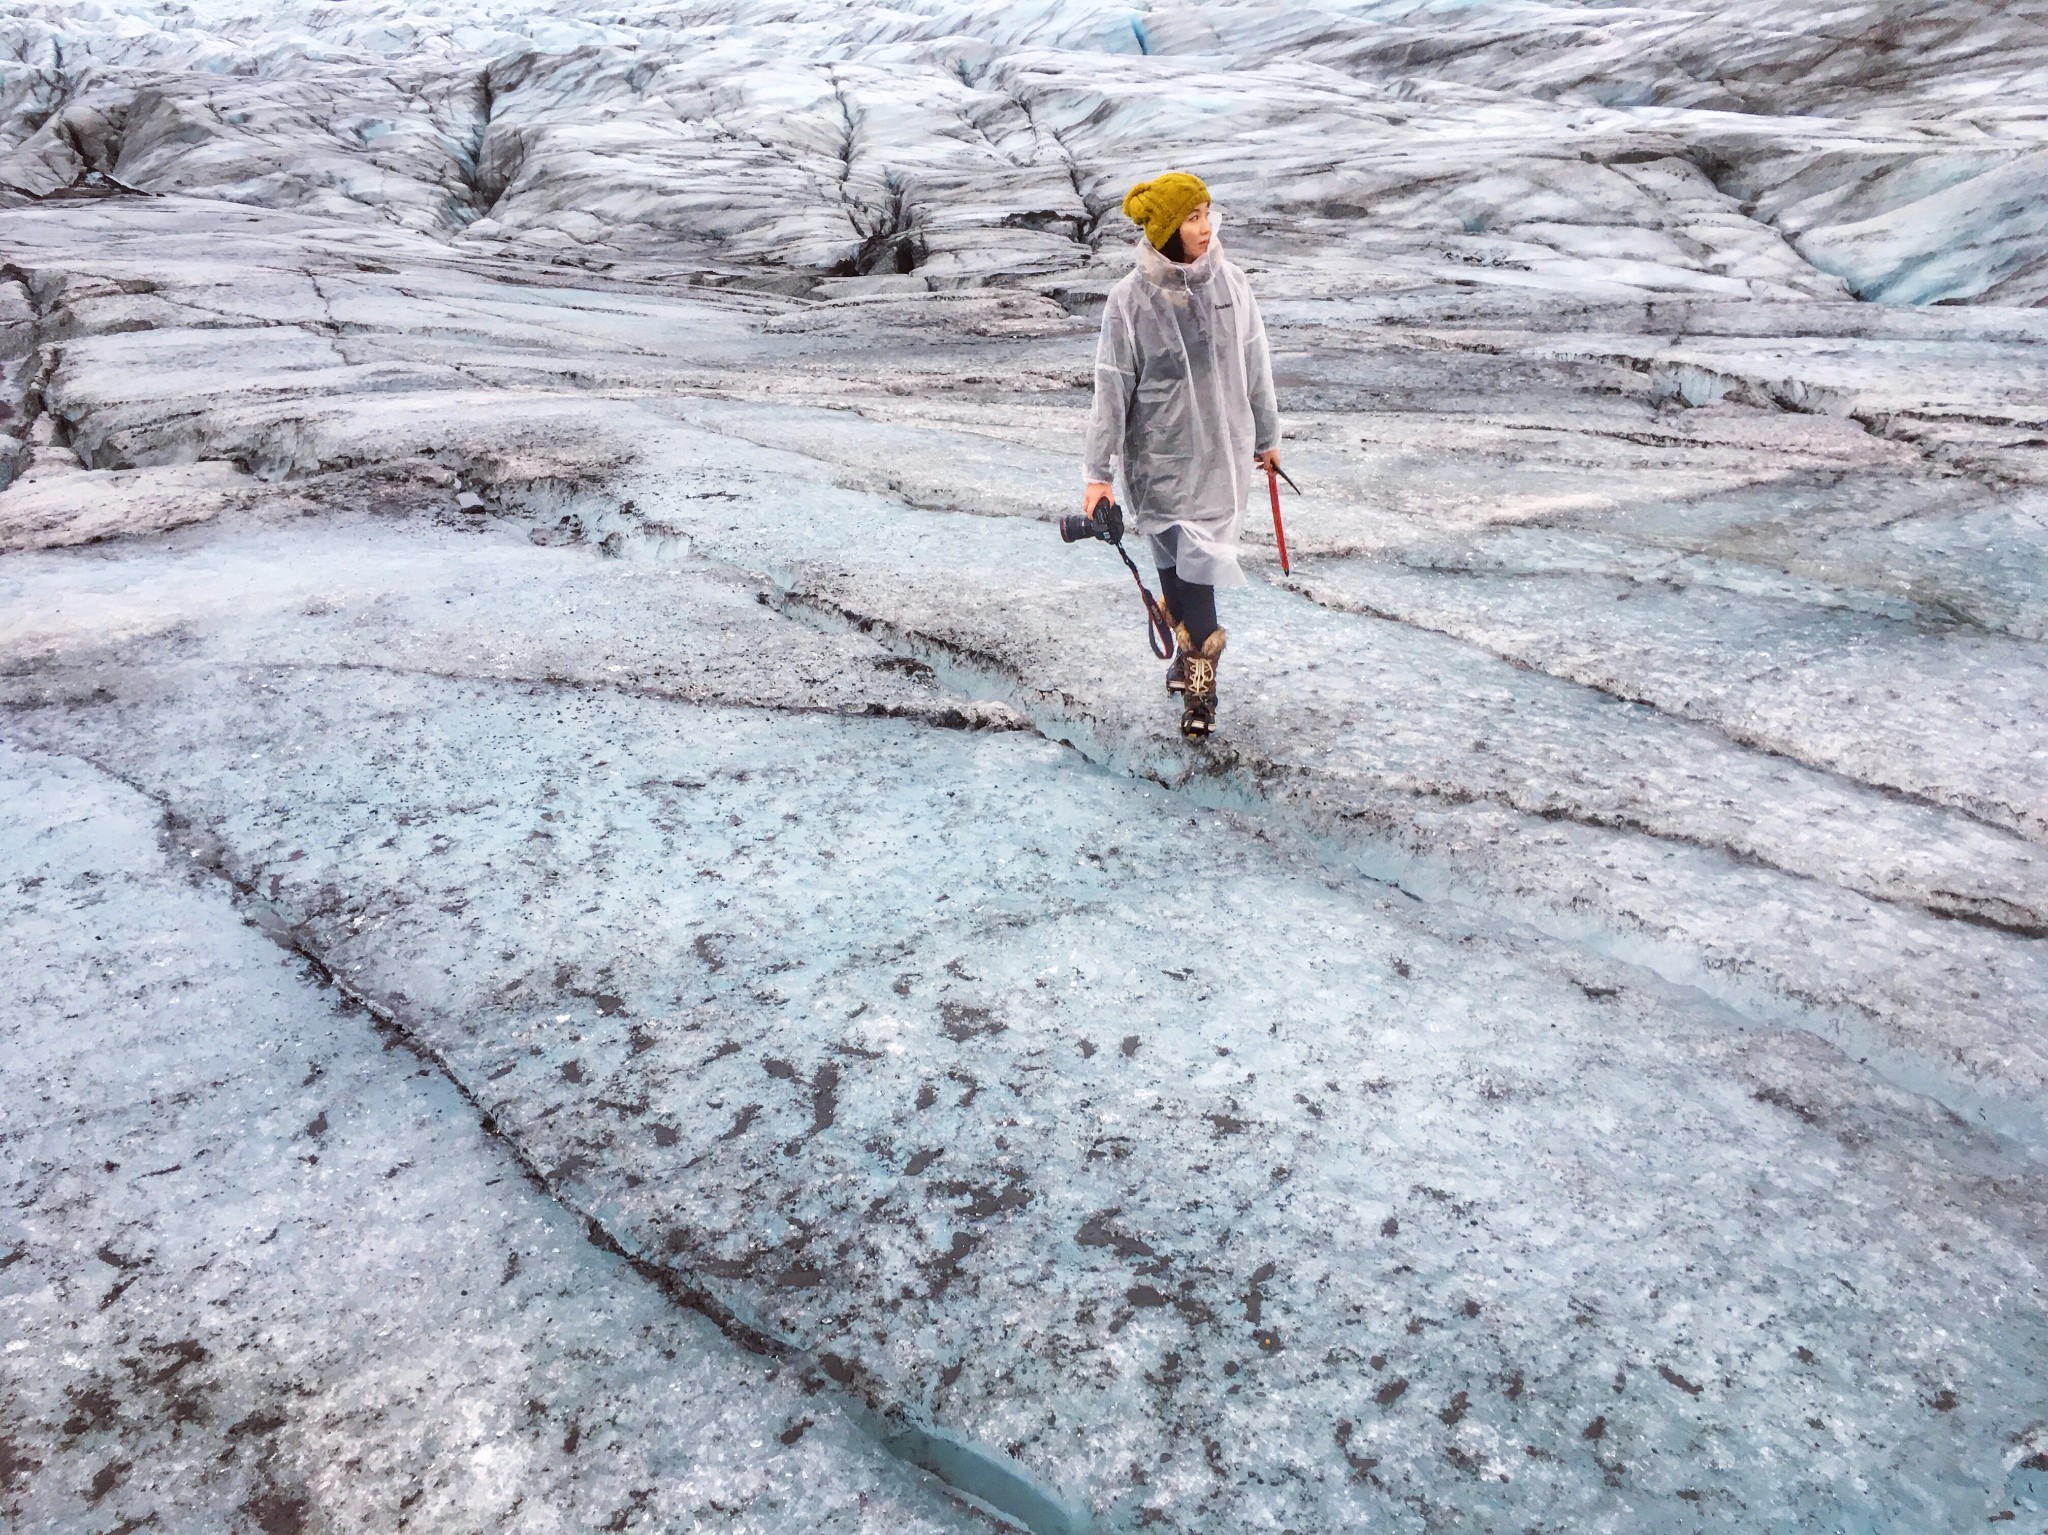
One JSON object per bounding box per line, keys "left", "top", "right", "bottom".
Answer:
{"left": 1059, "top": 515, "right": 1093, "bottom": 543}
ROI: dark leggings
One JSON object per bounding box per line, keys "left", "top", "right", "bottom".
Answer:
{"left": 1156, "top": 565, "right": 1218, "bottom": 647}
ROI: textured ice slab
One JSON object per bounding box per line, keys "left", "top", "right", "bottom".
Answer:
{"left": 585, "top": 411, "right": 2048, "bottom": 1146}
{"left": 1296, "top": 539, "right": 2048, "bottom": 841}
{"left": 0, "top": 741, "right": 987, "bottom": 1535}
{"left": 6, "top": 506, "right": 2048, "bottom": 1533}
{"left": 0, "top": 513, "right": 1022, "bottom": 731}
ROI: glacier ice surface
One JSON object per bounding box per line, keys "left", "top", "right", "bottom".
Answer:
{"left": 4, "top": 2, "right": 2048, "bottom": 1532}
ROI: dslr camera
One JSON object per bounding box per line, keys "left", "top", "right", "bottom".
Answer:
{"left": 1060, "top": 497, "right": 1124, "bottom": 545}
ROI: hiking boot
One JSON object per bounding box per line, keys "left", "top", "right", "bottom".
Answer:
{"left": 1179, "top": 627, "right": 1226, "bottom": 740}
{"left": 1166, "top": 623, "right": 1188, "bottom": 694}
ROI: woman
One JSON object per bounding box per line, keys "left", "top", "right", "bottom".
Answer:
{"left": 1082, "top": 171, "right": 1281, "bottom": 740}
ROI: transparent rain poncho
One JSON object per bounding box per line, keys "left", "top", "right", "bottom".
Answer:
{"left": 1083, "top": 227, "right": 1280, "bottom": 587}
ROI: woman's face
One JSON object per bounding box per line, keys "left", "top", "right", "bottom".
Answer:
{"left": 1178, "top": 203, "right": 1212, "bottom": 261}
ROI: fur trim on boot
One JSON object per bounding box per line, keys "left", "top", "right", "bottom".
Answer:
{"left": 1179, "top": 627, "right": 1226, "bottom": 740}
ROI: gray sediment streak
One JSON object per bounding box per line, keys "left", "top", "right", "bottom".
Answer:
{"left": 200, "top": 657, "right": 1033, "bottom": 734}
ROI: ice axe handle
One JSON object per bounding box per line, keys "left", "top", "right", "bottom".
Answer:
{"left": 1266, "top": 463, "right": 1291, "bottom": 575}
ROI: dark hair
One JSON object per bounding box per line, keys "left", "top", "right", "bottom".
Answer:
{"left": 1160, "top": 229, "right": 1187, "bottom": 263}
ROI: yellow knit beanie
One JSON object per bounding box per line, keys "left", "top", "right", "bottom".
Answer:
{"left": 1123, "top": 172, "right": 1210, "bottom": 251}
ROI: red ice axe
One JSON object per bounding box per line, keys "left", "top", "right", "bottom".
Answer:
{"left": 1265, "top": 460, "right": 1300, "bottom": 575}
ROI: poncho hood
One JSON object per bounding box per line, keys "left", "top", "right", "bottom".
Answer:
{"left": 1134, "top": 232, "right": 1225, "bottom": 291}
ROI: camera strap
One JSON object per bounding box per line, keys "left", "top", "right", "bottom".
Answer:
{"left": 1114, "top": 540, "right": 1178, "bottom": 661}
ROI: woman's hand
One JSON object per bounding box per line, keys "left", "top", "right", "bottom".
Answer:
{"left": 1084, "top": 480, "right": 1114, "bottom": 513}
{"left": 1255, "top": 449, "right": 1282, "bottom": 474}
